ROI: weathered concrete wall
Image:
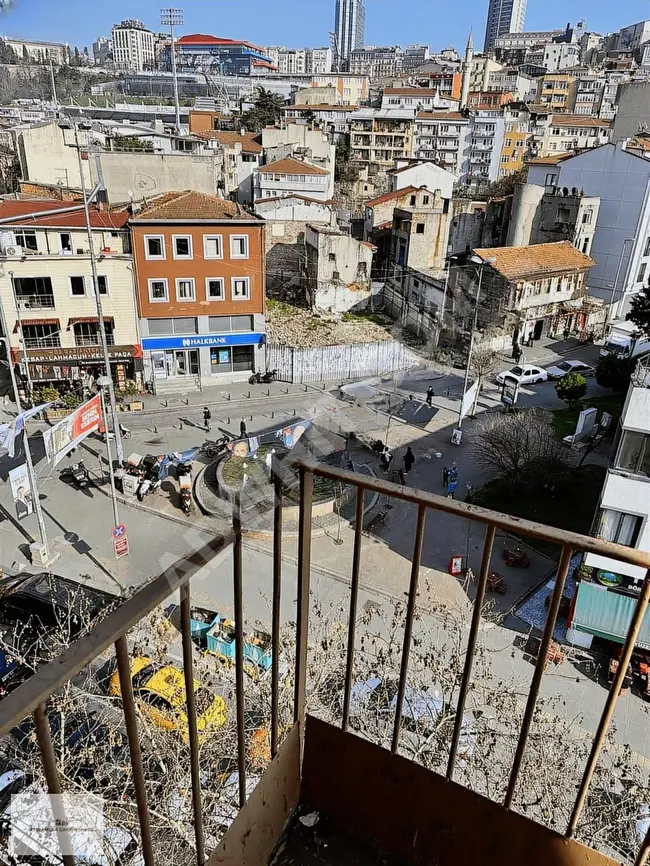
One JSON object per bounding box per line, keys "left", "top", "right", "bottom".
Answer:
{"left": 89, "top": 151, "right": 219, "bottom": 202}
{"left": 16, "top": 122, "right": 93, "bottom": 189}
{"left": 268, "top": 339, "right": 419, "bottom": 382}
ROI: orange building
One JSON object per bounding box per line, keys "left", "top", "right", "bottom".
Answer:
{"left": 131, "top": 191, "right": 266, "bottom": 389}
{"left": 467, "top": 91, "right": 515, "bottom": 109}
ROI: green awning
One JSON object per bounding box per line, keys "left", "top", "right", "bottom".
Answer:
{"left": 572, "top": 582, "right": 650, "bottom": 649}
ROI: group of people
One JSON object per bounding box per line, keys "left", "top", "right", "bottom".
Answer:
{"left": 203, "top": 406, "right": 248, "bottom": 441}
{"left": 379, "top": 445, "right": 416, "bottom": 477}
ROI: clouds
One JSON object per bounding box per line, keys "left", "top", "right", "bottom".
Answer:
{"left": 0, "top": 0, "right": 15, "bottom": 11}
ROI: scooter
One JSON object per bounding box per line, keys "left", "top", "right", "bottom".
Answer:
{"left": 201, "top": 436, "right": 230, "bottom": 458}
{"left": 179, "top": 473, "right": 193, "bottom": 514}
{"left": 103, "top": 424, "right": 132, "bottom": 442}
{"left": 60, "top": 461, "right": 90, "bottom": 490}
{"left": 249, "top": 371, "right": 263, "bottom": 385}
{"left": 261, "top": 369, "right": 277, "bottom": 384}
{"left": 137, "top": 477, "right": 161, "bottom": 502}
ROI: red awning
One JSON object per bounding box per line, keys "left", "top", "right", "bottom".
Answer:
{"left": 67, "top": 316, "right": 114, "bottom": 326}
{"left": 13, "top": 318, "right": 59, "bottom": 333}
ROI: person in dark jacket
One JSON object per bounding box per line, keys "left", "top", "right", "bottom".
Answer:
{"left": 240, "top": 419, "right": 248, "bottom": 439}
{"left": 203, "top": 406, "right": 212, "bottom": 432}
{"left": 403, "top": 446, "right": 415, "bottom": 475}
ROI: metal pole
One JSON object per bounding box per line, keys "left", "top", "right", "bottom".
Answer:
{"left": 605, "top": 237, "right": 634, "bottom": 334}
{"left": 0, "top": 331, "right": 50, "bottom": 558}
{"left": 8, "top": 271, "right": 34, "bottom": 405}
{"left": 99, "top": 385, "right": 120, "bottom": 530}
{"left": 170, "top": 21, "right": 181, "bottom": 134}
{"left": 73, "top": 126, "right": 124, "bottom": 462}
{"left": 49, "top": 57, "right": 58, "bottom": 108}
{"left": 457, "top": 265, "right": 483, "bottom": 430}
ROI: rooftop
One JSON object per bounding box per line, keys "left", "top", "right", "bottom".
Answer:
{"left": 176, "top": 33, "right": 266, "bottom": 53}
{"left": 416, "top": 111, "right": 468, "bottom": 121}
{"left": 255, "top": 194, "right": 335, "bottom": 206}
{"left": 473, "top": 240, "right": 596, "bottom": 279}
{"left": 550, "top": 114, "right": 611, "bottom": 128}
{"left": 129, "top": 191, "right": 261, "bottom": 222}
{"left": 0, "top": 198, "right": 130, "bottom": 229}
{"left": 194, "top": 130, "right": 262, "bottom": 154}
{"left": 526, "top": 152, "right": 576, "bottom": 165}
{"left": 257, "top": 157, "right": 329, "bottom": 177}
{"left": 366, "top": 186, "right": 419, "bottom": 207}
{"left": 384, "top": 87, "right": 439, "bottom": 95}
{"left": 285, "top": 104, "right": 357, "bottom": 112}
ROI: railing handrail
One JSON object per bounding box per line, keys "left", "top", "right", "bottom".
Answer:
{"left": 296, "top": 457, "right": 650, "bottom": 570}
{"left": 0, "top": 534, "right": 232, "bottom": 737}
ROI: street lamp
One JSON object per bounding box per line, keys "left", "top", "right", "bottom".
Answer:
{"left": 59, "top": 119, "right": 124, "bottom": 464}
{"left": 161, "top": 8, "right": 183, "bottom": 134}
{"left": 97, "top": 374, "right": 121, "bottom": 534}
{"left": 454, "top": 254, "right": 496, "bottom": 441}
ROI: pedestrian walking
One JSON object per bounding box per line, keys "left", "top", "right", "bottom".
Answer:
{"left": 426, "top": 386, "right": 434, "bottom": 407}
{"left": 449, "top": 462, "right": 458, "bottom": 483}
{"left": 527, "top": 333, "right": 534, "bottom": 348}
{"left": 447, "top": 478, "right": 457, "bottom": 499}
{"left": 379, "top": 449, "right": 388, "bottom": 472}
{"left": 513, "top": 344, "right": 522, "bottom": 364}
{"left": 240, "top": 419, "right": 248, "bottom": 439}
{"left": 203, "top": 406, "right": 212, "bottom": 432}
{"left": 403, "top": 446, "right": 415, "bottom": 475}
{"left": 381, "top": 446, "right": 393, "bottom": 474}
{"left": 442, "top": 465, "right": 449, "bottom": 486}
{"left": 563, "top": 326, "right": 570, "bottom": 341}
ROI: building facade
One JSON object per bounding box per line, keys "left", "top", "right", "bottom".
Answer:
{"left": 466, "top": 109, "right": 506, "bottom": 185}
{"left": 414, "top": 112, "right": 471, "bottom": 179}
{"left": 348, "top": 108, "right": 415, "bottom": 170}
{"left": 305, "top": 224, "right": 374, "bottom": 313}
{"left": 534, "top": 73, "right": 577, "bottom": 111}
{"left": 172, "top": 34, "right": 274, "bottom": 75}
{"left": 130, "top": 191, "right": 266, "bottom": 390}
{"left": 254, "top": 157, "right": 332, "bottom": 203}
{"left": 92, "top": 37, "right": 112, "bottom": 66}
{"left": 334, "top": 0, "right": 366, "bottom": 69}
{"left": 483, "top": 0, "right": 528, "bottom": 52}
{"left": 0, "top": 200, "right": 141, "bottom": 390}
{"left": 111, "top": 20, "right": 154, "bottom": 72}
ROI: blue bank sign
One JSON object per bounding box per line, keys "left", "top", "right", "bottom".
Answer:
{"left": 142, "top": 333, "right": 265, "bottom": 351}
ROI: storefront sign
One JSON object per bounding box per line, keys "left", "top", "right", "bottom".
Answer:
{"left": 43, "top": 394, "right": 103, "bottom": 467}
{"left": 14, "top": 345, "right": 143, "bottom": 364}
{"left": 142, "top": 333, "right": 265, "bottom": 351}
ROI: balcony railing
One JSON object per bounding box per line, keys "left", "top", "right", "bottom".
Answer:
{"left": 23, "top": 336, "right": 61, "bottom": 348}
{"left": 0, "top": 460, "right": 649, "bottom": 866}
{"left": 74, "top": 334, "right": 116, "bottom": 347}
{"left": 16, "top": 295, "right": 56, "bottom": 310}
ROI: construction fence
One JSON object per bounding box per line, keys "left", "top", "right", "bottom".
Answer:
{"left": 267, "top": 340, "right": 420, "bottom": 384}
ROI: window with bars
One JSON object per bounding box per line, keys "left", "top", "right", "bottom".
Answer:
{"left": 22, "top": 323, "right": 60, "bottom": 348}
{"left": 73, "top": 320, "right": 115, "bottom": 346}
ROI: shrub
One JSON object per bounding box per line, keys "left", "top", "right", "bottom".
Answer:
{"left": 555, "top": 372, "right": 587, "bottom": 406}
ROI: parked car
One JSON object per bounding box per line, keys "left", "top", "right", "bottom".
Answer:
{"left": 495, "top": 365, "right": 548, "bottom": 386}
{"left": 0, "top": 757, "right": 143, "bottom": 866}
{"left": 109, "top": 656, "right": 227, "bottom": 741}
{"left": 544, "top": 359, "right": 595, "bottom": 380}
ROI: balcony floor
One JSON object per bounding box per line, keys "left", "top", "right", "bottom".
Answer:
{"left": 270, "top": 804, "right": 406, "bottom": 866}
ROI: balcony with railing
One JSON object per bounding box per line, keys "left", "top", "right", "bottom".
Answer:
{"left": 74, "top": 334, "right": 116, "bottom": 347}
{"left": 16, "top": 294, "right": 56, "bottom": 311}
{"left": 0, "top": 459, "right": 649, "bottom": 866}
{"left": 23, "top": 335, "right": 61, "bottom": 349}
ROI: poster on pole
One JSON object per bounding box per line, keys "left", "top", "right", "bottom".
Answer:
{"left": 459, "top": 380, "right": 479, "bottom": 422}
{"left": 8, "top": 464, "right": 33, "bottom": 520}
{"left": 43, "top": 394, "right": 103, "bottom": 467}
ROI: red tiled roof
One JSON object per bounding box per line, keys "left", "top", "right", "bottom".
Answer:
{"left": 526, "top": 152, "right": 576, "bottom": 165}
{"left": 550, "top": 114, "right": 611, "bottom": 128}
{"left": 366, "top": 186, "right": 418, "bottom": 207}
{"left": 194, "top": 131, "right": 262, "bottom": 154}
{"left": 473, "top": 241, "right": 595, "bottom": 280}
{"left": 416, "top": 111, "right": 467, "bottom": 121}
{"left": 0, "top": 199, "right": 130, "bottom": 229}
{"left": 130, "top": 191, "right": 261, "bottom": 221}
{"left": 257, "top": 157, "right": 329, "bottom": 177}
{"left": 176, "top": 34, "right": 265, "bottom": 52}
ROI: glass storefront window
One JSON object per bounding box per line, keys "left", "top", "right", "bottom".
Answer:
{"left": 209, "top": 345, "right": 254, "bottom": 373}
{"left": 210, "top": 347, "right": 232, "bottom": 370}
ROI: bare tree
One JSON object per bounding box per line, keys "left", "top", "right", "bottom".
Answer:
{"left": 470, "top": 345, "right": 500, "bottom": 414}
{"left": 471, "top": 409, "right": 574, "bottom": 490}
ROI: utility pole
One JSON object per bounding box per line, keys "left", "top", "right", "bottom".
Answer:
{"left": 63, "top": 120, "right": 124, "bottom": 463}
{"left": 8, "top": 271, "right": 34, "bottom": 405}
{"left": 97, "top": 376, "right": 121, "bottom": 531}
{"left": 0, "top": 303, "right": 54, "bottom": 566}
{"left": 161, "top": 8, "right": 183, "bottom": 134}
{"left": 49, "top": 57, "right": 58, "bottom": 109}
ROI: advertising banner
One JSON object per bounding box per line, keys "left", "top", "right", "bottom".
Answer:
{"left": 0, "top": 403, "right": 53, "bottom": 459}
{"left": 8, "top": 464, "right": 33, "bottom": 520}
{"left": 43, "top": 394, "right": 103, "bottom": 467}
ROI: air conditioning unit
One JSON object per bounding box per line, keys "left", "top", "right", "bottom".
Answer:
{"left": 0, "top": 231, "right": 20, "bottom": 257}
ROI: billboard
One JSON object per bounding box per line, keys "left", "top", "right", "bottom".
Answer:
{"left": 43, "top": 394, "right": 103, "bottom": 467}
{"left": 8, "top": 464, "right": 33, "bottom": 520}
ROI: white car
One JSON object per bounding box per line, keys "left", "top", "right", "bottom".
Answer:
{"left": 544, "top": 359, "right": 595, "bottom": 380}
{"left": 495, "top": 365, "right": 548, "bottom": 386}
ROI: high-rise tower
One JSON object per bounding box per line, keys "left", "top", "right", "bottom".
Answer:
{"left": 334, "top": 0, "right": 366, "bottom": 70}
{"left": 483, "top": 0, "right": 527, "bottom": 52}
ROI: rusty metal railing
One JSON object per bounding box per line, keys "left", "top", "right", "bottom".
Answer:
{"left": 0, "top": 458, "right": 649, "bottom": 866}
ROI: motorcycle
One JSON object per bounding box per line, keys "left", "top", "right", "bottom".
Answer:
{"left": 261, "top": 368, "right": 277, "bottom": 384}
{"left": 102, "top": 424, "right": 132, "bottom": 442}
{"left": 178, "top": 473, "right": 193, "bottom": 515}
{"left": 502, "top": 547, "right": 531, "bottom": 568}
{"left": 201, "top": 436, "right": 230, "bottom": 458}
{"left": 137, "top": 477, "right": 161, "bottom": 502}
{"left": 249, "top": 371, "right": 263, "bottom": 385}
{"left": 60, "top": 461, "right": 90, "bottom": 490}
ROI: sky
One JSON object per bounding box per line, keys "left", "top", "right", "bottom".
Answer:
{"left": 0, "top": 0, "right": 649, "bottom": 53}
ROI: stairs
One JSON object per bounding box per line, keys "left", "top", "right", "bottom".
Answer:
{"left": 153, "top": 376, "right": 201, "bottom": 396}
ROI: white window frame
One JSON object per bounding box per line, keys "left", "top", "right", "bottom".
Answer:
{"left": 148, "top": 278, "right": 169, "bottom": 303}
{"left": 231, "top": 276, "right": 251, "bottom": 301}
{"left": 175, "top": 277, "right": 196, "bottom": 302}
{"left": 59, "top": 232, "right": 73, "bottom": 254}
{"left": 206, "top": 277, "right": 225, "bottom": 302}
{"left": 144, "top": 234, "right": 166, "bottom": 260}
{"left": 172, "top": 234, "right": 193, "bottom": 260}
{"left": 203, "top": 234, "right": 223, "bottom": 260}
{"left": 97, "top": 275, "right": 109, "bottom": 296}
{"left": 68, "top": 275, "right": 86, "bottom": 297}
{"left": 229, "top": 234, "right": 249, "bottom": 259}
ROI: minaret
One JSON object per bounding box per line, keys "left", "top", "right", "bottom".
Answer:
{"left": 460, "top": 28, "right": 473, "bottom": 109}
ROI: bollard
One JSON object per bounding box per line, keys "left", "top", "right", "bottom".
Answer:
{"left": 247, "top": 391, "right": 251, "bottom": 399}
{"left": 227, "top": 417, "right": 230, "bottom": 424}
{"left": 272, "top": 411, "right": 275, "bottom": 419}
{"left": 304, "top": 384, "right": 308, "bottom": 392}
{"left": 266, "top": 389, "right": 270, "bottom": 397}
{"left": 179, "top": 421, "right": 183, "bottom": 430}
{"left": 154, "top": 426, "right": 158, "bottom": 434}
{"left": 293, "top": 409, "right": 296, "bottom": 416}
{"left": 250, "top": 414, "right": 253, "bottom": 421}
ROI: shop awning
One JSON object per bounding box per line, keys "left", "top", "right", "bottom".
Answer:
{"left": 572, "top": 582, "right": 650, "bottom": 649}
{"left": 67, "top": 316, "right": 114, "bottom": 326}
{"left": 13, "top": 318, "right": 59, "bottom": 333}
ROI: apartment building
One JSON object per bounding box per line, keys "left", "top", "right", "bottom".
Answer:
{"left": 486, "top": 69, "right": 535, "bottom": 102}
{"left": 348, "top": 108, "right": 415, "bottom": 170}
{"left": 498, "top": 102, "right": 532, "bottom": 176}
{"left": 0, "top": 200, "right": 141, "bottom": 389}
{"left": 381, "top": 88, "right": 459, "bottom": 111}
{"left": 130, "top": 192, "right": 266, "bottom": 390}
{"left": 413, "top": 112, "right": 470, "bottom": 180}
{"left": 194, "top": 131, "right": 262, "bottom": 203}
{"left": 572, "top": 360, "right": 650, "bottom": 647}
{"left": 531, "top": 114, "right": 611, "bottom": 157}
{"left": 483, "top": 0, "right": 527, "bottom": 52}
{"left": 281, "top": 104, "right": 356, "bottom": 138}
{"left": 571, "top": 73, "right": 606, "bottom": 116}
{"left": 469, "top": 55, "right": 504, "bottom": 92}
{"left": 535, "top": 73, "right": 577, "bottom": 112}
{"left": 542, "top": 42, "right": 581, "bottom": 72}
{"left": 466, "top": 110, "right": 506, "bottom": 185}
{"left": 304, "top": 224, "right": 374, "bottom": 313}
{"left": 466, "top": 91, "right": 514, "bottom": 110}
{"left": 264, "top": 47, "right": 333, "bottom": 75}
{"left": 111, "top": 20, "right": 154, "bottom": 72}
{"left": 254, "top": 157, "right": 332, "bottom": 203}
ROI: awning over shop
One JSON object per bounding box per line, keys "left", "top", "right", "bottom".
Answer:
{"left": 13, "top": 318, "right": 59, "bottom": 333}
{"left": 572, "top": 582, "right": 650, "bottom": 649}
{"left": 67, "top": 316, "right": 114, "bottom": 326}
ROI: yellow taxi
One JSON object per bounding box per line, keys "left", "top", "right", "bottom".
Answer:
{"left": 109, "top": 657, "right": 226, "bottom": 741}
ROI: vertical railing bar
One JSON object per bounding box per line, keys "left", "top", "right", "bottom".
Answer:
{"left": 391, "top": 503, "right": 427, "bottom": 754}
{"left": 115, "top": 635, "right": 155, "bottom": 866}
{"left": 232, "top": 491, "right": 247, "bottom": 809}
{"left": 179, "top": 583, "right": 206, "bottom": 865}
{"left": 504, "top": 544, "right": 573, "bottom": 809}
{"left": 294, "top": 466, "right": 313, "bottom": 725}
{"left": 446, "top": 523, "right": 496, "bottom": 781}
{"left": 271, "top": 462, "right": 283, "bottom": 758}
{"left": 569, "top": 569, "right": 650, "bottom": 840}
{"left": 33, "top": 702, "right": 75, "bottom": 866}
{"left": 342, "top": 485, "right": 366, "bottom": 732}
